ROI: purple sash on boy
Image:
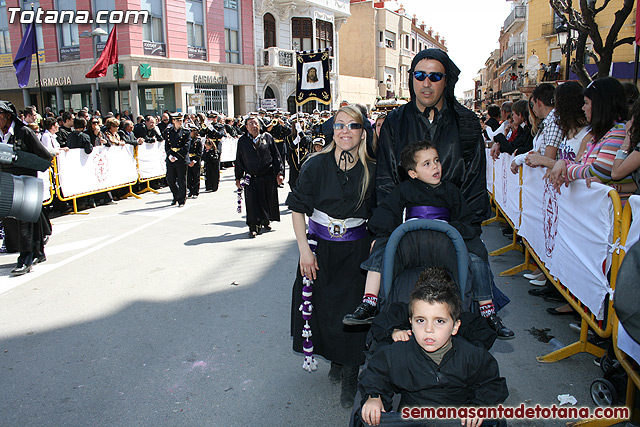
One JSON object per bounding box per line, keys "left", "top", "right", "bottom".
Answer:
{"left": 406, "top": 206, "right": 451, "bottom": 222}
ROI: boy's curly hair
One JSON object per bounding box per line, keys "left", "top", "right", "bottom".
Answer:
{"left": 400, "top": 141, "right": 437, "bottom": 173}
{"left": 409, "top": 267, "right": 461, "bottom": 321}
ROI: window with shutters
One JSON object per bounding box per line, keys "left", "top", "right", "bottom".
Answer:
{"left": 264, "top": 13, "right": 276, "bottom": 48}
{"left": 291, "top": 17, "right": 312, "bottom": 51}
{"left": 315, "top": 19, "right": 333, "bottom": 51}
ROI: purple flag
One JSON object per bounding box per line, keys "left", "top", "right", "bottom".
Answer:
{"left": 13, "top": 22, "right": 37, "bottom": 88}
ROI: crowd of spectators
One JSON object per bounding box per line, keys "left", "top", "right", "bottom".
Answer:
{"left": 480, "top": 77, "right": 640, "bottom": 319}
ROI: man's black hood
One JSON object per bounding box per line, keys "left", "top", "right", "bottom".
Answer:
{"left": 408, "top": 49, "right": 460, "bottom": 107}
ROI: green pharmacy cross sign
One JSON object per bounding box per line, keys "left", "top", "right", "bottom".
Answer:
{"left": 113, "top": 63, "right": 124, "bottom": 79}
{"left": 139, "top": 63, "right": 151, "bottom": 78}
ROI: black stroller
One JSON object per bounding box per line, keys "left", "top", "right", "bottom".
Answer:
{"left": 353, "top": 219, "right": 505, "bottom": 427}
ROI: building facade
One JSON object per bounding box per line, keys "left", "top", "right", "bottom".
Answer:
{"left": 0, "top": 0, "right": 257, "bottom": 116}
{"left": 477, "top": 0, "right": 637, "bottom": 108}
{"left": 253, "top": 0, "right": 350, "bottom": 113}
{"left": 338, "top": 0, "right": 446, "bottom": 110}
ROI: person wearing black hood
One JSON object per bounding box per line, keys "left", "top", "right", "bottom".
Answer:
{"left": 374, "top": 50, "right": 513, "bottom": 339}
{"left": 0, "top": 101, "right": 53, "bottom": 276}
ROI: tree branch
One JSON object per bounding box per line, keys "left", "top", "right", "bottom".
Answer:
{"left": 613, "top": 36, "right": 635, "bottom": 48}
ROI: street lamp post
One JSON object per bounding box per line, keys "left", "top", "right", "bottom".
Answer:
{"left": 79, "top": 27, "right": 108, "bottom": 113}
{"left": 556, "top": 24, "right": 578, "bottom": 80}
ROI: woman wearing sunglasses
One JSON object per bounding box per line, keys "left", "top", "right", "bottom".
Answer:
{"left": 287, "top": 105, "right": 375, "bottom": 409}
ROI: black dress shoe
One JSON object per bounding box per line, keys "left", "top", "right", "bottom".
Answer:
{"left": 528, "top": 286, "right": 556, "bottom": 297}
{"left": 170, "top": 200, "right": 177, "bottom": 206}
{"left": 547, "top": 307, "right": 575, "bottom": 316}
{"left": 486, "top": 314, "right": 515, "bottom": 340}
{"left": 248, "top": 230, "right": 257, "bottom": 238}
{"left": 262, "top": 223, "right": 271, "bottom": 231}
{"left": 178, "top": 203, "right": 185, "bottom": 208}
{"left": 10, "top": 264, "right": 32, "bottom": 276}
{"left": 33, "top": 256, "right": 46, "bottom": 265}
{"left": 343, "top": 302, "right": 377, "bottom": 325}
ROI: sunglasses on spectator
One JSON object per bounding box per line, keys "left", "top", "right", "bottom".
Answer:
{"left": 412, "top": 71, "right": 445, "bottom": 82}
{"left": 333, "top": 122, "right": 363, "bottom": 130}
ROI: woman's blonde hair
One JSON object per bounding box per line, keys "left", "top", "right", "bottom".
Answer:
{"left": 105, "top": 117, "right": 120, "bottom": 130}
{"left": 316, "top": 105, "right": 373, "bottom": 209}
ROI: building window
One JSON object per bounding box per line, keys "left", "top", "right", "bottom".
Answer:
{"left": 264, "top": 13, "right": 276, "bottom": 48}
{"left": 405, "top": 34, "right": 409, "bottom": 49}
{"left": 384, "top": 30, "right": 395, "bottom": 49}
{"left": 141, "top": 0, "right": 164, "bottom": 43}
{"left": 22, "top": 0, "right": 44, "bottom": 50}
{"left": 224, "top": 0, "right": 240, "bottom": 63}
{"left": 58, "top": 0, "right": 79, "bottom": 47}
{"left": 195, "top": 83, "right": 228, "bottom": 115}
{"left": 94, "top": 0, "right": 114, "bottom": 56}
{"left": 0, "top": 0, "right": 10, "bottom": 54}
{"left": 316, "top": 19, "right": 333, "bottom": 51}
{"left": 186, "top": 0, "right": 205, "bottom": 51}
{"left": 292, "top": 17, "right": 312, "bottom": 51}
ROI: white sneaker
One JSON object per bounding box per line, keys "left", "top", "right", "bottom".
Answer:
{"left": 529, "top": 278, "right": 547, "bottom": 286}
{"left": 523, "top": 272, "right": 544, "bottom": 280}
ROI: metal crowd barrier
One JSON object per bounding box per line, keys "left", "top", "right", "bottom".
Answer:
{"left": 484, "top": 149, "right": 638, "bottom": 424}
{"left": 50, "top": 147, "right": 164, "bottom": 214}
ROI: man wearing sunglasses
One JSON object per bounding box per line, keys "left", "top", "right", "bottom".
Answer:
{"left": 375, "top": 50, "right": 514, "bottom": 338}
{"left": 375, "top": 48, "right": 488, "bottom": 225}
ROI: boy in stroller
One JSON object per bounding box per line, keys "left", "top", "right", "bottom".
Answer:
{"left": 343, "top": 141, "right": 513, "bottom": 339}
{"left": 358, "top": 268, "right": 508, "bottom": 426}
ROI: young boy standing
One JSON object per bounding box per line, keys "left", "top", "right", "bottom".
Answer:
{"left": 359, "top": 269, "right": 508, "bottom": 426}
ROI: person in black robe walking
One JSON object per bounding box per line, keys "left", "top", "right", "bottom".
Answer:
{"left": 286, "top": 105, "right": 375, "bottom": 409}
{"left": 235, "top": 116, "right": 284, "bottom": 237}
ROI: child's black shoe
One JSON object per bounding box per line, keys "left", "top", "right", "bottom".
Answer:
{"left": 486, "top": 314, "right": 515, "bottom": 340}
{"left": 342, "top": 302, "right": 377, "bottom": 325}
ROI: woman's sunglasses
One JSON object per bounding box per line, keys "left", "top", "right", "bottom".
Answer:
{"left": 333, "top": 123, "right": 363, "bottom": 130}
{"left": 412, "top": 71, "right": 445, "bottom": 82}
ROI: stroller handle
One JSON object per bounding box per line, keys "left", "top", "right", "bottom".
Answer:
{"left": 380, "top": 219, "right": 469, "bottom": 304}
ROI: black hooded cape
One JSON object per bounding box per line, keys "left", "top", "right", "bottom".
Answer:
{"left": 375, "top": 49, "right": 489, "bottom": 227}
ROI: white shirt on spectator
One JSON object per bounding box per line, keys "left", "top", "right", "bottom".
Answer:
{"left": 40, "top": 129, "right": 61, "bottom": 155}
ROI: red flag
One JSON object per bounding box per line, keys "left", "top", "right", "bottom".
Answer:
{"left": 86, "top": 26, "right": 118, "bottom": 78}
{"left": 637, "top": 5, "right": 640, "bottom": 45}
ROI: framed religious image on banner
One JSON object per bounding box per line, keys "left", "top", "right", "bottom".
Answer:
{"left": 295, "top": 49, "right": 331, "bottom": 106}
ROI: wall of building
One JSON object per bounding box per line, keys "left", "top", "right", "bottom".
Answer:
{"left": 338, "top": 75, "right": 377, "bottom": 107}
{"left": 338, "top": 1, "right": 375, "bottom": 78}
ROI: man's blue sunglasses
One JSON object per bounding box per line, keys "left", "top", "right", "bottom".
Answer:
{"left": 412, "top": 71, "right": 445, "bottom": 82}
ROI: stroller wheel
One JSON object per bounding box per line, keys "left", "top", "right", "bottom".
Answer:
{"left": 591, "top": 378, "right": 617, "bottom": 406}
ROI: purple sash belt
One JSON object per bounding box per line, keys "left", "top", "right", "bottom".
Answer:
{"left": 406, "top": 206, "right": 451, "bottom": 222}
{"left": 308, "top": 218, "right": 368, "bottom": 242}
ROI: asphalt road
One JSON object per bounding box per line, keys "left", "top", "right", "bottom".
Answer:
{"left": 0, "top": 168, "right": 623, "bottom": 426}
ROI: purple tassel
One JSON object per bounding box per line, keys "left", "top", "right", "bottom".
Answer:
{"left": 300, "top": 275, "right": 317, "bottom": 372}
{"left": 236, "top": 174, "right": 250, "bottom": 214}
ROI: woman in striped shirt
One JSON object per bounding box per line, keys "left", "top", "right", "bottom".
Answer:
{"left": 547, "top": 77, "right": 635, "bottom": 198}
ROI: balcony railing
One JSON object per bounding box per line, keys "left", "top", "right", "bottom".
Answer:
{"left": 541, "top": 20, "right": 563, "bottom": 37}
{"left": 503, "top": 6, "right": 526, "bottom": 32}
{"left": 501, "top": 42, "right": 525, "bottom": 64}
{"left": 502, "top": 78, "right": 524, "bottom": 94}
{"left": 261, "top": 47, "right": 295, "bottom": 69}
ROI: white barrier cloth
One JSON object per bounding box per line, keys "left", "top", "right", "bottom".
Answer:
{"left": 519, "top": 166, "right": 613, "bottom": 319}
{"left": 56, "top": 145, "right": 138, "bottom": 198}
{"left": 486, "top": 148, "right": 493, "bottom": 194}
{"left": 626, "top": 195, "right": 640, "bottom": 248}
{"left": 39, "top": 169, "right": 52, "bottom": 202}
{"left": 492, "top": 153, "right": 520, "bottom": 228}
{"left": 618, "top": 322, "right": 640, "bottom": 365}
{"left": 137, "top": 141, "right": 167, "bottom": 180}
{"left": 220, "top": 137, "right": 238, "bottom": 163}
